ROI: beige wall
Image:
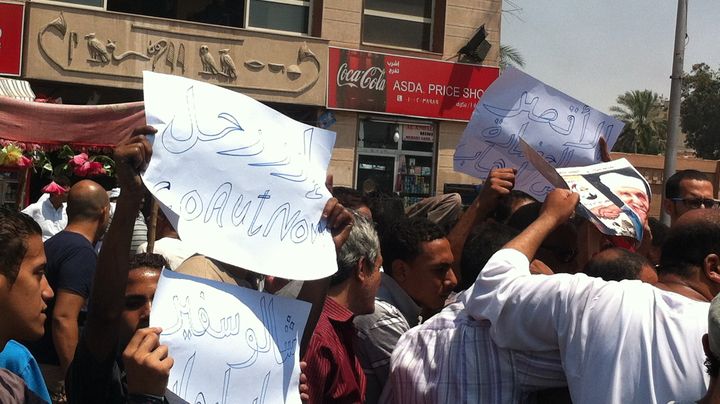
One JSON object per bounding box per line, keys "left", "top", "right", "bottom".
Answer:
{"left": 24, "top": 2, "right": 328, "bottom": 106}
{"left": 328, "top": 111, "right": 358, "bottom": 188}
{"left": 444, "top": 0, "right": 502, "bottom": 63}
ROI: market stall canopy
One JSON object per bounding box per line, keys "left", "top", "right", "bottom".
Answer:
{"left": 0, "top": 78, "right": 35, "bottom": 102}
{"left": 0, "top": 95, "right": 145, "bottom": 148}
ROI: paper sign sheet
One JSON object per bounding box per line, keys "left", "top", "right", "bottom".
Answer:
{"left": 142, "top": 71, "right": 338, "bottom": 280}
{"left": 454, "top": 67, "right": 624, "bottom": 201}
{"left": 150, "top": 269, "right": 311, "bottom": 404}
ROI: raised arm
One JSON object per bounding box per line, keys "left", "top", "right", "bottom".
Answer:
{"left": 446, "top": 168, "right": 515, "bottom": 284}
{"left": 297, "top": 197, "right": 353, "bottom": 357}
{"left": 464, "top": 189, "right": 583, "bottom": 351}
{"left": 84, "top": 126, "right": 155, "bottom": 362}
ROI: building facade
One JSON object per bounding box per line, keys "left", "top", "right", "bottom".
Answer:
{"left": 1, "top": 0, "right": 502, "bottom": 206}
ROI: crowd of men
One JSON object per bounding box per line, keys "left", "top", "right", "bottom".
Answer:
{"left": 1, "top": 126, "right": 720, "bottom": 404}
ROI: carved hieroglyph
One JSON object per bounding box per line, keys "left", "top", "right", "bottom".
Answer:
{"left": 26, "top": 3, "right": 327, "bottom": 105}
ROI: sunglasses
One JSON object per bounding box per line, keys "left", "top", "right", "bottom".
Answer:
{"left": 671, "top": 197, "right": 720, "bottom": 209}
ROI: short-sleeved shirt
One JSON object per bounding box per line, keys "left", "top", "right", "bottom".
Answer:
{"left": 28, "top": 231, "right": 97, "bottom": 365}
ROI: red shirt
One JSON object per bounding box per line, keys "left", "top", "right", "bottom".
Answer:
{"left": 303, "top": 297, "right": 366, "bottom": 404}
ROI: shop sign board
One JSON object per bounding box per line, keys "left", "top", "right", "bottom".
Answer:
{"left": 402, "top": 124, "right": 434, "bottom": 143}
{"left": 328, "top": 47, "right": 499, "bottom": 122}
{"left": 0, "top": 2, "right": 25, "bottom": 77}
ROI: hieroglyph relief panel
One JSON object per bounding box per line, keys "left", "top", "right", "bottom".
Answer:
{"left": 24, "top": 3, "right": 327, "bottom": 105}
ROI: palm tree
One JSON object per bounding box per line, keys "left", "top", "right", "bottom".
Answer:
{"left": 609, "top": 90, "right": 668, "bottom": 155}
{"left": 499, "top": 44, "right": 525, "bottom": 71}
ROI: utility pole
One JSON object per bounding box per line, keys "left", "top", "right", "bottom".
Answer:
{"left": 661, "top": 0, "right": 688, "bottom": 226}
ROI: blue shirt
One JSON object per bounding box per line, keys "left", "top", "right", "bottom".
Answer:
{"left": 0, "top": 340, "right": 51, "bottom": 403}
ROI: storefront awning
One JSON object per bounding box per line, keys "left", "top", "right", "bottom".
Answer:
{"left": 0, "top": 96, "right": 145, "bottom": 148}
{"left": 0, "top": 78, "right": 35, "bottom": 102}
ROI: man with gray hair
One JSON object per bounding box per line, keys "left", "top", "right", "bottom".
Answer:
{"left": 304, "top": 213, "right": 383, "bottom": 404}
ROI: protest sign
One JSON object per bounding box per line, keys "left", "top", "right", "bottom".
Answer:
{"left": 142, "top": 71, "right": 337, "bottom": 280}
{"left": 150, "top": 269, "right": 311, "bottom": 404}
{"left": 521, "top": 139, "right": 649, "bottom": 240}
{"left": 454, "top": 66, "right": 624, "bottom": 201}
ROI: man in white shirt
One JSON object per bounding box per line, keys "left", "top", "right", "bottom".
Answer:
{"left": 21, "top": 178, "right": 71, "bottom": 241}
{"left": 465, "top": 189, "right": 720, "bottom": 403}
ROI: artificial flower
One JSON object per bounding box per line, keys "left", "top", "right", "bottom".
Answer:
{"left": 73, "top": 160, "right": 106, "bottom": 177}
{"left": 4, "top": 144, "right": 25, "bottom": 166}
{"left": 41, "top": 181, "right": 69, "bottom": 195}
{"left": 71, "top": 153, "right": 89, "bottom": 166}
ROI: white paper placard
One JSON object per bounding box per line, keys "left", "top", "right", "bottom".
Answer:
{"left": 142, "top": 71, "right": 338, "bottom": 280}
{"left": 454, "top": 67, "right": 624, "bottom": 201}
{"left": 150, "top": 269, "right": 311, "bottom": 404}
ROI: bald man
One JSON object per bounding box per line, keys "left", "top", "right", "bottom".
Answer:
{"left": 28, "top": 180, "right": 110, "bottom": 399}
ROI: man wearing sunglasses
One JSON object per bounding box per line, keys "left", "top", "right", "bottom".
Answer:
{"left": 664, "top": 170, "right": 718, "bottom": 225}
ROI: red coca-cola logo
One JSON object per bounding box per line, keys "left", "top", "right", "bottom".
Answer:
{"left": 336, "top": 63, "right": 386, "bottom": 91}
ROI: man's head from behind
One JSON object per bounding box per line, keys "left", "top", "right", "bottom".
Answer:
{"left": 664, "top": 169, "right": 715, "bottom": 224}
{"left": 119, "top": 253, "right": 166, "bottom": 347}
{"left": 382, "top": 217, "right": 456, "bottom": 311}
{"left": 584, "top": 247, "right": 657, "bottom": 283}
{"left": 67, "top": 180, "right": 111, "bottom": 241}
{"left": 458, "top": 221, "right": 519, "bottom": 292}
{"left": 0, "top": 209, "right": 54, "bottom": 346}
{"left": 330, "top": 213, "right": 382, "bottom": 315}
{"left": 332, "top": 187, "right": 372, "bottom": 219}
{"left": 659, "top": 209, "right": 720, "bottom": 296}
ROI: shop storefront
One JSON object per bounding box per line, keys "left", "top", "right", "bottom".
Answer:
{"left": 326, "top": 47, "right": 499, "bottom": 204}
{"left": 1, "top": 1, "right": 330, "bottom": 207}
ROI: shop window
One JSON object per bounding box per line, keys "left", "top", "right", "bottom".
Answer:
{"left": 246, "top": 0, "right": 311, "bottom": 34}
{"left": 356, "top": 119, "right": 436, "bottom": 206}
{"left": 362, "top": 0, "right": 434, "bottom": 51}
{"left": 43, "top": 0, "right": 106, "bottom": 8}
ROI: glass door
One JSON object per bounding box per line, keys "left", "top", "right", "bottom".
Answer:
{"left": 356, "top": 118, "right": 436, "bottom": 206}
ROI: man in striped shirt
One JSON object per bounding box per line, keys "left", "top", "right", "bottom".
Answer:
{"left": 354, "top": 217, "right": 457, "bottom": 403}
{"left": 382, "top": 219, "right": 568, "bottom": 403}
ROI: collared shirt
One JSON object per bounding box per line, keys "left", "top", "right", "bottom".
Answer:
{"left": 464, "top": 248, "right": 710, "bottom": 404}
{"left": 21, "top": 194, "right": 67, "bottom": 241}
{"left": 381, "top": 300, "right": 566, "bottom": 404}
{"left": 304, "top": 297, "right": 365, "bottom": 404}
{"left": 353, "top": 273, "right": 422, "bottom": 403}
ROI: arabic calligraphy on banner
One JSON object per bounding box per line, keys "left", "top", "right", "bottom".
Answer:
{"left": 454, "top": 67, "right": 624, "bottom": 200}
{"left": 150, "top": 269, "right": 310, "bottom": 404}
{"left": 142, "top": 71, "right": 338, "bottom": 280}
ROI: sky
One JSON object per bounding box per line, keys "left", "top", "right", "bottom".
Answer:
{"left": 501, "top": 1, "right": 720, "bottom": 114}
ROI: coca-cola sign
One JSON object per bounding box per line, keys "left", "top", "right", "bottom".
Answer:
{"left": 328, "top": 47, "right": 500, "bottom": 121}
{"left": 336, "top": 63, "right": 386, "bottom": 91}
{"left": 0, "top": 2, "right": 25, "bottom": 77}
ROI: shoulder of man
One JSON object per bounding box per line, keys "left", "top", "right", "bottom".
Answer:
{"left": 0, "top": 368, "right": 46, "bottom": 404}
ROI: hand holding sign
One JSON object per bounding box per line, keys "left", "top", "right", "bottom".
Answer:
{"left": 142, "top": 72, "right": 338, "bottom": 280}
{"left": 454, "top": 67, "right": 624, "bottom": 201}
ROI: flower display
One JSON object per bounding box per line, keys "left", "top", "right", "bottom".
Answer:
{"left": 0, "top": 144, "right": 32, "bottom": 168}
{"left": 72, "top": 160, "right": 106, "bottom": 177}
{"left": 0, "top": 141, "right": 114, "bottom": 178}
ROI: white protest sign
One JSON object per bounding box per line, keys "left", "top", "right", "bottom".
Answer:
{"left": 150, "top": 269, "right": 311, "bottom": 404}
{"left": 142, "top": 71, "right": 337, "bottom": 280}
{"left": 454, "top": 67, "right": 624, "bottom": 200}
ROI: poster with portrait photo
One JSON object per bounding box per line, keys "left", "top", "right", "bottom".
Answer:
{"left": 520, "top": 139, "right": 649, "bottom": 240}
